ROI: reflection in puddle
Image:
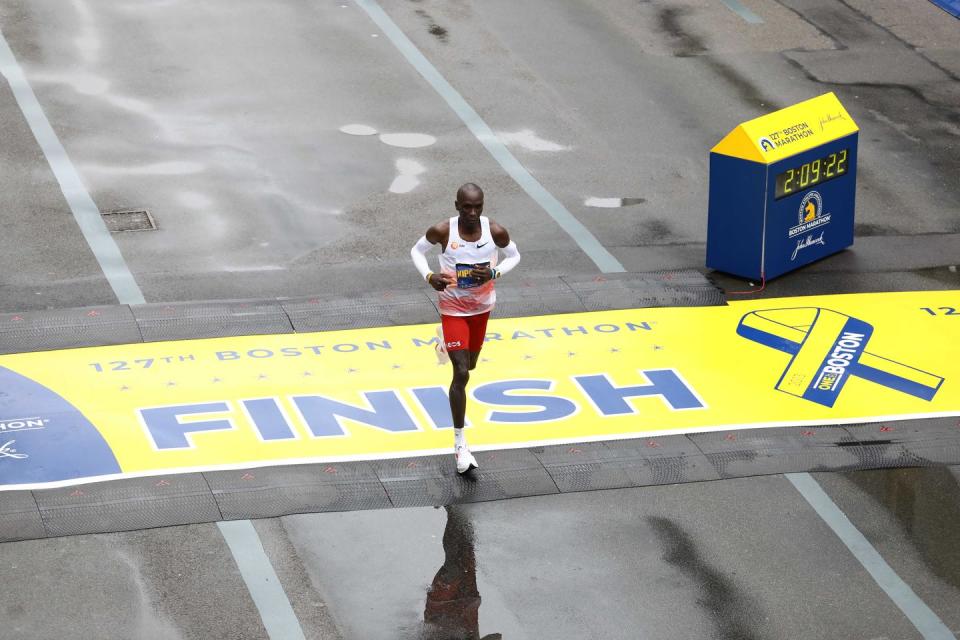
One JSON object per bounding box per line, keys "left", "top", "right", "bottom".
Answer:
{"left": 421, "top": 506, "right": 502, "bottom": 640}
{"left": 846, "top": 467, "right": 960, "bottom": 590}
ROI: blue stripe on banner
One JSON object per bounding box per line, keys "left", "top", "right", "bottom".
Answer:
{"left": 852, "top": 364, "right": 942, "bottom": 401}
{"left": 735, "top": 323, "right": 800, "bottom": 355}
{"left": 927, "top": 0, "right": 960, "bottom": 18}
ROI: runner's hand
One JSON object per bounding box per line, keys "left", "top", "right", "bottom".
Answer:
{"left": 429, "top": 273, "right": 456, "bottom": 291}
{"left": 470, "top": 267, "right": 493, "bottom": 283}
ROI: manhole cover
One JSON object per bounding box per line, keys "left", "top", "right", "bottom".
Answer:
{"left": 101, "top": 209, "right": 157, "bottom": 232}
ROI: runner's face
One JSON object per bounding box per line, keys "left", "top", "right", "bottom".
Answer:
{"left": 455, "top": 191, "right": 483, "bottom": 227}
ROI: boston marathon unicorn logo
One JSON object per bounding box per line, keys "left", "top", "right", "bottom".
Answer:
{"left": 737, "top": 307, "right": 944, "bottom": 407}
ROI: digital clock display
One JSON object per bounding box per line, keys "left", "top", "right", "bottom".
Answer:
{"left": 774, "top": 148, "right": 849, "bottom": 199}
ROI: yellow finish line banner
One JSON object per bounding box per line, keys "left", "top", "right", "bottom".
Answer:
{"left": 0, "top": 291, "right": 958, "bottom": 489}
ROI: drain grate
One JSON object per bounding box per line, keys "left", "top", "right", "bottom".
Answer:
{"left": 101, "top": 209, "right": 157, "bottom": 232}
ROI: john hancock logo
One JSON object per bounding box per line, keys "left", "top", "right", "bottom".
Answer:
{"left": 737, "top": 307, "right": 944, "bottom": 408}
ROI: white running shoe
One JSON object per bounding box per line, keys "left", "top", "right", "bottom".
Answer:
{"left": 435, "top": 324, "right": 450, "bottom": 365}
{"left": 455, "top": 445, "right": 478, "bottom": 474}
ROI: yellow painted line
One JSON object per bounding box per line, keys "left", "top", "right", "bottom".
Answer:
{"left": 0, "top": 291, "right": 957, "bottom": 490}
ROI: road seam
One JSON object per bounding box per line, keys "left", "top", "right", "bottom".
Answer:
{"left": 786, "top": 472, "right": 956, "bottom": 640}
{"left": 353, "top": 0, "right": 626, "bottom": 274}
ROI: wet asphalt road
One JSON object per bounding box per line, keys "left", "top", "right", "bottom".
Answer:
{"left": 0, "top": 0, "right": 957, "bottom": 308}
{"left": 0, "top": 0, "right": 959, "bottom": 638}
{"left": 2, "top": 468, "right": 960, "bottom": 639}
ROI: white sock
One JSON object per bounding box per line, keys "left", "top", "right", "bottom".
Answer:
{"left": 454, "top": 428, "right": 466, "bottom": 449}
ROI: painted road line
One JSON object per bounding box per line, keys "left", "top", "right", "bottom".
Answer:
{"left": 353, "top": 0, "right": 625, "bottom": 274}
{"left": 218, "top": 520, "right": 308, "bottom": 640}
{"left": 0, "top": 30, "right": 145, "bottom": 305}
{"left": 786, "top": 473, "right": 956, "bottom": 640}
{"left": 0, "top": 290, "right": 957, "bottom": 490}
{"left": 719, "top": 0, "right": 764, "bottom": 24}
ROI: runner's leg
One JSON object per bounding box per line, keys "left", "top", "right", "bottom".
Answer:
{"left": 466, "top": 312, "right": 490, "bottom": 371}
{"left": 442, "top": 314, "right": 480, "bottom": 473}
{"left": 448, "top": 350, "right": 471, "bottom": 429}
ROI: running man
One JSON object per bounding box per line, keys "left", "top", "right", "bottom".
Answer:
{"left": 410, "top": 183, "right": 521, "bottom": 473}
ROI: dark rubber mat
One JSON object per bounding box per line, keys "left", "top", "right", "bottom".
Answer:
{"left": 562, "top": 270, "right": 726, "bottom": 311}
{"left": 689, "top": 426, "right": 874, "bottom": 478}
{"left": 531, "top": 441, "right": 635, "bottom": 492}
{"left": 533, "top": 436, "right": 721, "bottom": 492}
{"left": 282, "top": 290, "right": 438, "bottom": 332}
{"left": 204, "top": 462, "right": 391, "bottom": 519}
{"left": 601, "top": 436, "right": 722, "bottom": 485}
{"left": 3, "top": 418, "right": 960, "bottom": 540}
{"left": 371, "top": 448, "right": 559, "bottom": 507}
{"left": 843, "top": 418, "right": 960, "bottom": 465}
{"left": 0, "top": 305, "right": 142, "bottom": 354}
{"left": 0, "top": 271, "right": 724, "bottom": 354}
{"left": 491, "top": 277, "right": 586, "bottom": 318}
{"left": 133, "top": 300, "right": 293, "bottom": 342}
{"left": 33, "top": 473, "right": 221, "bottom": 536}
{"left": 0, "top": 491, "right": 44, "bottom": 542}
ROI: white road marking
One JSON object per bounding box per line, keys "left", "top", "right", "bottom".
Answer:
{"left": 340, "top": 123, "right": 379, "bottom": 135}
{"left": 497, "top": 129, "right": 569, "bottom": 152}
{"left": 0, "top": 28, "right": 145, "bottom": 304}
{"left": 354, "top": 0, "right": 625, "bottom": 273}
{"left": 787, "top": 472, "right": 956, "bottom": 640}
{"left": 218, "top": 520, "right": 308, "bottom": 640}
{"left": 379, "top": 132, "right": 437, "bottom": 148}
{"left": 585, "top": 197, "right": 625, "bottom": 208}
{"left": 390, "top": 158, "right": 426, "bottom": 193}
{"left": 719, "top": 0, "right": 764, "bottom": 24}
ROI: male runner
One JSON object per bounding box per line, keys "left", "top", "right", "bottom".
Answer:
{"left": 410, "top": 183, "right": 521, "bottom": 473}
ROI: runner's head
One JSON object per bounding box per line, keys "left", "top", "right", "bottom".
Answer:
{"left": 455, "top": 183, "right": 484, "bottom": 226}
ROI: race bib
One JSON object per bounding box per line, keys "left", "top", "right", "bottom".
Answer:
{"left": 455, "top": 262, "right": 490, "bottom": 289}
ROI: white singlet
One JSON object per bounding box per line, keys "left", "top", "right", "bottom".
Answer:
{"left": 437, "top": 216, "right": 499, "bottom": 316}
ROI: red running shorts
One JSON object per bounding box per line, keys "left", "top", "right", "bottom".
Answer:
{"left": 441, "top": 312, "right": 490, "bottom": 353}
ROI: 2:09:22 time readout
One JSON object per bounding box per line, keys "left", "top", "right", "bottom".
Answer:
{"left": 775, "top": 149, "right": 848, "bottom": 199}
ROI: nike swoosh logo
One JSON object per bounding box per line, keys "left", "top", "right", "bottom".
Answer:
{"left": 477, "top": 242, "right": 488, "bottom": 248}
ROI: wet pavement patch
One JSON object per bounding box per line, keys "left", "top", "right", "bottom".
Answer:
{"left": 648, "top": 516, "right": 764, "bottom": 640}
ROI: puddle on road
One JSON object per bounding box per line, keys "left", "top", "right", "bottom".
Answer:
{"left": 844, "top": 467, "right": 960, "bottom": 590}
{"left": 284, "top": 505, "right": 511, "bottom": 640}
